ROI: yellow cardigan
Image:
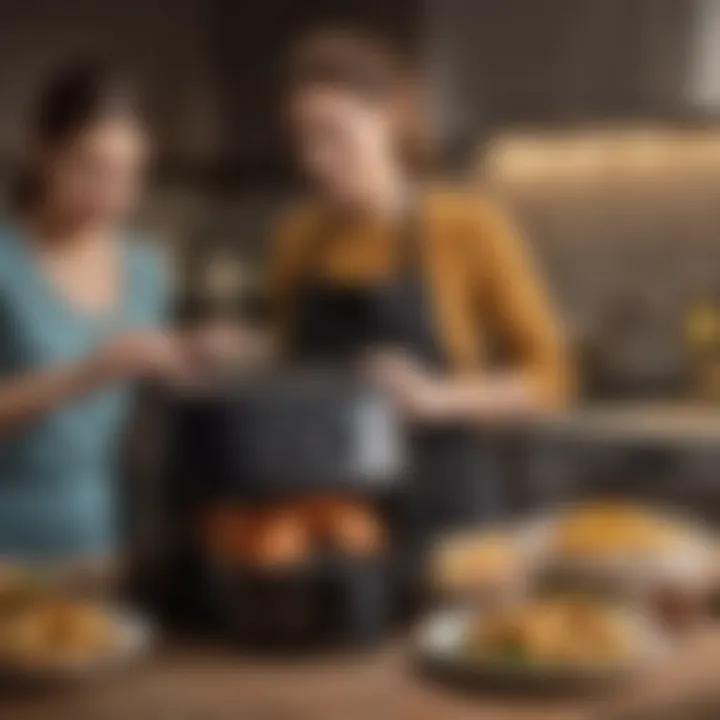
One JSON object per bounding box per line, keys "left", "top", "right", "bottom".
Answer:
{"left": 270, "top": 188, "right": 571, "bottom": 408}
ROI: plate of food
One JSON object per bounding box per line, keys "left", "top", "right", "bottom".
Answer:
{"left": 0, "top": 564, "right": 154, "bottom": 685}
{"left": 416, "top": 596, "right": 669, "bottom": 693}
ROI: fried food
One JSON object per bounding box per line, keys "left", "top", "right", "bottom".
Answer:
{"left": 0, "top": 563, "right": 124, "bottom": 672}
{"left": 332, "top": 502, "right": 385, "bottom": 555}
{"left": 553, "top": 502, "right": 686, "bottom": 561}
{"left": 243, "top": 508, "right": 311, "bottom": 568}
{"left": 0, "top": 565, "right": 43, "bottom": 615}
{"left": 303, "top": 496, "right": 385, "bottom": 555}
{"left": 433, "top": 532, "right": 519, "bottom": 592}
{"left": 202, "top": 496, "right": 386, "bottom": 567}
{"left": 467, "top": 598, "right": 633, "bottom": 666}
{"left": 202, "top": 507, "right": 255, "bottom": 560}
{"left": 0, "top": 598, "right": 117, "bottom": 669}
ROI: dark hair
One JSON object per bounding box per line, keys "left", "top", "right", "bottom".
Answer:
{"left": 12, "top": 60, "right": 141, "bottom": 210}
{"left": 285, "top": 26, "right": 435, "bottom": 174}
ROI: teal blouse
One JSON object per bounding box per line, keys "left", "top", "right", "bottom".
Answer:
{"left": 0, "top": 221, "right": 166, "bottom": 560}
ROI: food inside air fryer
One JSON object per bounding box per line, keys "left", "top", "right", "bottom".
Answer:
{"left": 203, "top": 507, "right": 253, "bottom": 561}
{"left": 203, "top": 506, "right": 310, "bottom": 567}
{"left": 303, "top": 496, "right": 385, "bottom": 555}
{"left": 552, "top": 501, "right": 690, "bottom": 561}
{"left": 330, "top": 500, "right": 385, "bottom": 555}
{"left": 244, "top": 509, "right": 311, "bottom": 567}
{"left": 466, "top": 598, "right": 636, "bottom": 666}
{"left": 202, "top": 497, "right": 386, "bottom": 566}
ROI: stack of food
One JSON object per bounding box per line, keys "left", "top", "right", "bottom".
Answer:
{"left": 550, "top": 502, "right": 700, "bottom": 566}
{"left": 547, "top": 502, "right": 717, "bottom": 626}
{"left": 433, "top": 501, "right": 715, "bottom": 605}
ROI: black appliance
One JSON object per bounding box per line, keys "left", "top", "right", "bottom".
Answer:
{"left": 162, "top": 369, "right": 407, "bottom": 649}
{"left": 173, "top": 371, "right": 404, "bottom": 501}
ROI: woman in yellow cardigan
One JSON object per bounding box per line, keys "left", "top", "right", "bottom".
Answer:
{"left": 271, "top": 28, "right": 569, "bottom": 543}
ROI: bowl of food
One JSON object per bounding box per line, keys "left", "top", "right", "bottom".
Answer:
{"left": 416, "top": 596, "right": 669, "bottom": 693}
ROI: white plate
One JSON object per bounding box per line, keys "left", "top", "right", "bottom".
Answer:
{"left": 415, "top": 606, "right": 669, "bottom": 694}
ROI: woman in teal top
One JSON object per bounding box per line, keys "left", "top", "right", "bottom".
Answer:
{"left": 0, "top": 62, "right": 180, "bottom": 560}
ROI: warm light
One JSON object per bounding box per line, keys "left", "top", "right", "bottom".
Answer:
{"left": 480, "top": 128, "right": 720, "bottom": 188}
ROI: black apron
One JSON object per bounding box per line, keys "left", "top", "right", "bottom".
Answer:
{"left": 287, "top": 207, "right": 504, "bottom": 549}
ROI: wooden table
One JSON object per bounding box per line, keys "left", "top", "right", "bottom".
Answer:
{"left": 3, "top": 626, "right": 720, "bottom": 720}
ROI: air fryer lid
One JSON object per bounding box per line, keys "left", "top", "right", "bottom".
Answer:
{"left": 172, "top": 370, "right": 405, "bottom": 497}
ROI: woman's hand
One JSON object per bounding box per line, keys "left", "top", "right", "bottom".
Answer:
{"left": 365, "top": 350, "right": 544, "bottom": 424}
{"left": 85, "top": 321, "right": 272, "bottom": 391}
{"left": 181, "top": 320, "right": 268, "bottom": 373}
{"left": 0, "top": 330, "right": 186, "bottom": 436}
{"left": 85, "top": 330, "right": 185, "bottom": 384}
{"left": 362, "top": 350, "right": 453, "bottom": 422}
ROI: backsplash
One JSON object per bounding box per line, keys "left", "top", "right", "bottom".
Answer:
{"left": 480, "top": 129, "right": 720, "bottom": 398}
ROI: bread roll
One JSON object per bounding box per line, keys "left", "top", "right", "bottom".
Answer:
{"left": 302, "top": 496, "right": 384, "bottom": 556}
{"left": 244, "top": 507, "right": 310, "bottom": 568}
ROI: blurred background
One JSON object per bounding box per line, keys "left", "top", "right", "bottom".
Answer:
{"left": 0, "top": 3, "right": 718, "bottom": 519}
{"left": 1, "top": 0, "right": 719, "bottom": 399}
{"left": 0, "top": 0, "right": 718, "bottom": 518}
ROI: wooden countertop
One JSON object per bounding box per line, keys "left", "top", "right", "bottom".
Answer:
{"left": 4, "top": 626, "right": 720, "bottom": 720}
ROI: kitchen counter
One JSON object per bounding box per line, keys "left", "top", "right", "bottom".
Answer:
{"left": 4, "top": 627, "right": 720, "bottom": 720}
{"left": 537, "top": 401, "right": 720, "bottom": 446}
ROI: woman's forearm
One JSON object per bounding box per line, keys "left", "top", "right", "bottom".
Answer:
{"left": 0, "top": 329, "right": 197, "bottom": 435}
{"left": 0, "top": 359, "right": 99, "bottom": 435}
{"left": 364, "top": 351, "right": 561, "bottom": 424}
{"left": 437, "top": 371, "right": 555, "bottom": 423}
{"left": 179, "top": 323, "right": 277, "bottom": 375}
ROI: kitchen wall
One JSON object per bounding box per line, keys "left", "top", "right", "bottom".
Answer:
{"left": 0, "top": 0, "right": 228, "bottom": 270}
{"left": 426, "top": 0, "right": 720, "bottom": 398}
{"left": 479, "top": 129, "right": 720, "bottom": 398}
{"left": 0, "top": 0, "right": 222, "bottom": 164}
